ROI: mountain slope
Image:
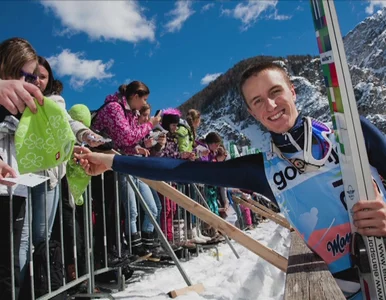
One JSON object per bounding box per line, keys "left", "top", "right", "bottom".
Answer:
{"left": 178, "top": 8, "right": 386, "bottom": 150}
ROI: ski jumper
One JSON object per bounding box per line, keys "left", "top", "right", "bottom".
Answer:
{"left": 112, "top": 116, "right": 386, "bottom": 297}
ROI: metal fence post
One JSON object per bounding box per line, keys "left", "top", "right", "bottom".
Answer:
{"left": 192, "top": 184, "right": 240, "bottom": 259}
{"left": 126, "top": 176, "right": 192, "bottom": 286}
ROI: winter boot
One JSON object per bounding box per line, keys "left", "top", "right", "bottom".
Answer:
{"left": 122, "top": 265, "right": 135, "bottom": 282}
{"left": 173, "top": 219, "right": 185, "bottom": 242}
{"left": 188, "top": 227, "right": 207, "bottom": 244}
{"left": 131, "top": 232, "right": 152, "bottom": 260}
{"left": 195, "top": 227, "right": 212, "bottom": 241}
{"left": 141, "top": 231, "right": 161, "bottom": 262}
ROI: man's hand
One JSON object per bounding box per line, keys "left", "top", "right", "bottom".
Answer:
{"left": 353, "top": 181, "right": 386, "bottom": 237}
{"left": 73, "top": 146, "right": 114, "bottom": 176}
{"left": 0, "top": 80, "right": 44, "bottom": 114}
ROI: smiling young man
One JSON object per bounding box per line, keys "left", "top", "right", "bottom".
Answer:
{"left": 75, "top": 62, "right": 386, "bottom": 299}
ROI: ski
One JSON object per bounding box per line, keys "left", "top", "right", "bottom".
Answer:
{"left": 310, "top": 0, "right": 386, "bottom": 299}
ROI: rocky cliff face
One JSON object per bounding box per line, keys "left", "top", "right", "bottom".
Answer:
{"left": 178, "top": 8, "right": 386, "bottom": 151}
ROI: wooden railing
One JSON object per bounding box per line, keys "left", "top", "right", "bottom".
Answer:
{"left": 284, "top": 231, "right": 345, "bottom": 300}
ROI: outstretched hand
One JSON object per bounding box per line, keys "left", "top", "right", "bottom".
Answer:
{"left": 73, "top": 146, "right": 115, "bottom": 176}
{"left": 353, "top": 180, "right": 386, "bottom": 237}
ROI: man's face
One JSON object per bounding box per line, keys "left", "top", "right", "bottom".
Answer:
{"left": 242, "top": 69, "right": 298, "bottom": 133}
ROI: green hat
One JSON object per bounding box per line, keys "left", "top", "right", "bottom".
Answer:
{"left": 15, "top": 97, "right": 75, "bottom": 174}
{"left": 68, "top": 104, "right": 91, "bottom": 128}
{"left": 66, "top": 157, "right": 90, "bottom": 206}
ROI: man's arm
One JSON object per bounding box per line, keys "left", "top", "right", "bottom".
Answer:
{"left": 112, "top": 153, "right": 276, "bottom": 200}
{"left": 361, "top": 116, "right": 386, "bottom": 177}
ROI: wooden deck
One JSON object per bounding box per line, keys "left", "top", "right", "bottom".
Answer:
{"left": 285, "top": 231, "right": 345, "bottom": 300}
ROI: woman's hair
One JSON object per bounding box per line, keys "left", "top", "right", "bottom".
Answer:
{"left": 139, "top": 103, "right": 151, "bottom": 115}
{"left": 0, "top": 37, "right": 37, "bottom": 80}
{"left": 38, "top": 56, "right": 55, "bottom": 96}
{"left": 118, "top": 81, "right": 150, "bottom": 103}
{"left": 52, "top": 79, "right": 63, "bottom": 95}
{"left": 186, "top": 109, "right": 200, "bottom": 142}
{"left": 205, "top": 132, "right": 222, "bottom": 145}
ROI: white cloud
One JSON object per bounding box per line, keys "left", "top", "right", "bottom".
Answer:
{"left": 47, "top": 49, "right": 114, "bottom": 89}
{"left": 201, "top": 3, "right": 214, "bottom": 13}
{"left": 41, "top": 1, "right": 155, "bottom": 43}
{"left": 164, "top": 1, "right": 195, "bottom": 33}
{"left": 365, "top": 0, "right": 386, "bottom": 14}
{"left": 189, "top": 71, "right": 193, "bottom": 79}
{"left": 200, "top": 73, "right": 222, "bottom": 85}
{"left": 268, "top": 9, "right": 291, "bottom": 21}
{"left": 222, "top": 0, "right": 291, "bottom": 31}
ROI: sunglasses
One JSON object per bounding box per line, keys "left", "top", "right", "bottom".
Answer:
{"left": 20, "top": 70, "right": 38, "bottom": 84}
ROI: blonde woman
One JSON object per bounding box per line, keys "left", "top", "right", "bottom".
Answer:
{"left": 0, "top": 37, "right": 40, "bottom": 299}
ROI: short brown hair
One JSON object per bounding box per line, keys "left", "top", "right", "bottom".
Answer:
{"left": 239, "top": 62, "right": 291, "bottom": 107}
{"left": 0, "top": 37, "right": 37, "bottom": 79}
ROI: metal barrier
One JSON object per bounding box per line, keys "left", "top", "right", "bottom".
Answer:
{"left": 1, "top": 168, "right": 244, "bottom": 299}
{"left": 1, "top": 131, "right": 284, "bottom": 299}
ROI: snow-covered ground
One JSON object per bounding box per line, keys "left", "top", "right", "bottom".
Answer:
{"left": 112, "top": 221, "right": 291, "bottom": 300}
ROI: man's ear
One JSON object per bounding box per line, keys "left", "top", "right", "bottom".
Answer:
{"left": 247, "top": 107, "right": 256, "bottom": 118}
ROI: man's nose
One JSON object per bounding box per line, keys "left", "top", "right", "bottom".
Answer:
{"left": 266, "top": 98, "right": 277, "bottom": 111}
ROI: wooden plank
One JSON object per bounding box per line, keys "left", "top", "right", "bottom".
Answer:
{"left": 233, "top": 196, "right": 293, "bottom": 231}
{"left": 168, "top": 283, "right": 205, "bottom": 298}
{"left": 243, "top": 196, "right": 290, "bottom": 225}
{"left": 284, "top": 231, "right": 345, "bottom": 300}
{"left": 141, "top": 179, "right": 288, "bottom": 273}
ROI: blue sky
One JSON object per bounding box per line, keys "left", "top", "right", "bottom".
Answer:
{"left": 0, "top": 1, "right": 384, "bottom": 113}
